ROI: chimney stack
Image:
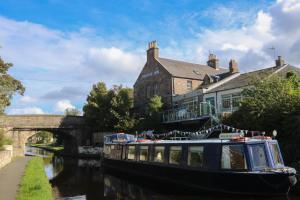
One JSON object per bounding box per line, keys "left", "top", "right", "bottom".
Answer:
{"left": 276, "top": 56, "right": 285, "bottom": 67}
{"left": 147, "top": 40, "right": 159, "bottom": 61}
{"left": 207, "top": 53, "right": 219, "bottom": 70}
{"left": 229, "top": 59, "right": 239, "bottom": 73}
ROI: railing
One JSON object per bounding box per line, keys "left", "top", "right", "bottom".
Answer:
{"left": 162, "top": 102, "right": 215, "bottom": 123}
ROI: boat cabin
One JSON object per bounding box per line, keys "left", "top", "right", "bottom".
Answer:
{"left": 103, "top": 133, "right": 285, "bottom": 172}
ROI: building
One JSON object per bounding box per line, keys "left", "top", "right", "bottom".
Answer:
{"left": 163, "top": 56, "right": 300, "bottom": 124}
{"left": 134, "top": 41, "right": 300, "bottom": 126}
{"left": 133, "top": 41, "right": 232, "bottom": 114}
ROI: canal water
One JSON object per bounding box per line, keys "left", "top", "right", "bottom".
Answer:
{"left": 25, "top": 146, "right": 298, "bottom": 200}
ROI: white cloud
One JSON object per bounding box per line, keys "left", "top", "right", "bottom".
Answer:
{"left": 54, "top": 99, "right": 75, "bottom": 113}
{"left": 168, "top": 0, "right": 300, "bottom": 71}
{"left": 8, "top": 107, "right": 45, "bottom": 115}
{"left": 19, "top": 96, "right": 36, "bottom": 105}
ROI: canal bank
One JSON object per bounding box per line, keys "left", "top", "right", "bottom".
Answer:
{"left": 17, "top": 157, "right": 53, "bottom": 200}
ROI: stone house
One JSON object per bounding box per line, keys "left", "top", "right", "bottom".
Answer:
{"left": 133, "top": 41, "right": 300, "bottom": 125}
{"left": 133, "top": 41, "right": 233, "bottom": 114}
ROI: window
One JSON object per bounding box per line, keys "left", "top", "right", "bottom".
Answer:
{"left": 139, "top": 146, "right": 149, "bottom": 161}
{"left": 154, "top": 146, "right": 165, "bottom": 163}
{"left": 221, "top": 145, "right": 247, "bottom": 170}
{"left": 153, "top": 84, "right": 159, "bottom": 95}
{"left": 269, "top": 144, "right": 283, "bottom": 166}
{"left": 169, "top": 146, "right": 182, "bottom": 165}
{"left": 187, "top": 80, "right": 193, "bottom": 91}
{"left": 221, "top": 93, "right": 242, "bottom": 112}
{"left": 205, "top": 97, "right": 215, "bottom": 114}
{"left": 104, "top": 145, "right": 111, "bottom": 156}
{"left": 232, "top": 93, "right": 242, "bottom": 107}
{"left": 127, "top": 146, "right": 136, "bottom": 160}
{"left": 221, "top": 94, "right": 231, "bottom": 110}
{"left": 146, "top": 85, "right": 151, "bottom": 98}
{"left": 188, "top": 146, "right": 204, "bottom": 167}
{"left": 249, "top": 145, "right": 268, "bottom": 169}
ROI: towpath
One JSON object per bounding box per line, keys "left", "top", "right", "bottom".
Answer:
{"left": 0, "top": 157, "right": 31, "bottom": 200}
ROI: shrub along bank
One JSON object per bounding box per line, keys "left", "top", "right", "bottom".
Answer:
{"left": 17, "top": 157, "right": 53, "bottom": 200}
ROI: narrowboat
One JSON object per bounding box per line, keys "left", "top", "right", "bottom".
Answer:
{"left": 103, "top": 133, "right": 298, "bottom": 196}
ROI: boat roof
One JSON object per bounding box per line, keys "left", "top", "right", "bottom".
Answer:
{"left": 106, "top": 138, "right": 276, "bottom": 145}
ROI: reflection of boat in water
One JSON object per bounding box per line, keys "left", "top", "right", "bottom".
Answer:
{"left": 103, "top": 133, "right": 297, "bottom": 196}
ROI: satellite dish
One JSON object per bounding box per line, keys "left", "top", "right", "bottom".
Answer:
{"left": 272, "top": 130, "right": 277, "bottom": 138}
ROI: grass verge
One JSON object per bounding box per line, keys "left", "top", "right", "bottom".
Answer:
{"left": 17, "top": 157, "right": 53, "bottom": 200}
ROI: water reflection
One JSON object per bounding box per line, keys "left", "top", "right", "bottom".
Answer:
{"left": 26, "top": 146, "right": 298, "bottom": 200}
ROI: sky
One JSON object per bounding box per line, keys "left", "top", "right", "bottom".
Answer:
{"left": 1, "top": 0, "right": 300, "bottom": 115}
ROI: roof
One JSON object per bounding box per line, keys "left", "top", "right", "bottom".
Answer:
{"left": 111, "top": 138, "right": 271, "bottom": 145}
{"left": 206, "top": 64, "right": 300, "bottom": 93}
{"left": 157, "top": 57, "right": 228, "bottom": 80}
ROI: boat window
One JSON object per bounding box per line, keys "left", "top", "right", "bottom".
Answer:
{"left": 104, "top": 145, "right": 110, "bottom": 154}
{"left": 269, "top": 143, "right": 283, "bottom": 166}
{"left": 221, "top": 145, "right": 247, "bottom": 170}
{"left": 127, "top": 146, "right": 136, "bottom": 160}
{"left": 154, "top": 146, "right": 165, "bottom": 163}
{"left": 139, "top": 146, "right": 149, "bottom": 161}
{"left": 169, "top": 146, "right": 182, "bottom": 165}
{"left": 249, "top": 144, "right": 268, "bottom": 169}
{"left": 188, "top": 146, "right": 204, "bottom": 167}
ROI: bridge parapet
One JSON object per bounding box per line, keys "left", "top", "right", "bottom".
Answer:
{"left": 0, "top": 115, "right": 86, "bottom": 129}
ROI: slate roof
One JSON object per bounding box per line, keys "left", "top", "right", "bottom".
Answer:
{"left": 157, "top": 57, "right": 228, "bottom": 80}
{"left": 207, "top": 64, "right": 300, "bottom": 93}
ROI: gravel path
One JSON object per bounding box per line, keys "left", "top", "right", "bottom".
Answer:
{"left": 0, "top": 156, "right": 31, "bottom": 200}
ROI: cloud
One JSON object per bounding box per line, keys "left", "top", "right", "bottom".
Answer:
{"left": 42, "top": 86, "right": 87, "bottom": 100}
{"left": 1, "top": 0, "right": 300, "bottom": 114}
{"left": 167, "top": 0, "right": 300, "bottom": 71}
{"left": 19, "top": 96, "right": 37, "bottom": 104}
{"left": 54, "top": 99, "right": 75, "bottom": 113}
{"left": 8, "top": 107, "right": 45, "bottom": 115}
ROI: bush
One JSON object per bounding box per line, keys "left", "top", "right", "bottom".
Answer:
{"left": 17, "top": 157, "right": 53, "bottom": 200}
{"left": 0, "top": 128, "right": 12, "bottom": 150}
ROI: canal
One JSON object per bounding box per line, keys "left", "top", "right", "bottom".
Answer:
{"left": 26, "top": 146, "right": 298, "bottom": 200}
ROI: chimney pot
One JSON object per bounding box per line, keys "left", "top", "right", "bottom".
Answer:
{"left": 229, "top": 59, "right": 239, "bottom": 73}
{"left": 147, "top": 40, "right": 159, "bottom": 61}
{"left": 276, "top": 56, "right": 285, "bottom": 67}
{"left": 207, "top": 53, "right": 219, "bottom": 70}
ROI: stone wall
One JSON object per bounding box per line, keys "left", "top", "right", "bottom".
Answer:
{"left": 173, "top": 77, "right": 202, "bottom": 95}
{"left": 0, "top": 145, "right": 13, "bottom": 169}
{"left": 133, "top": 57, "right": 172, "bottom": 111}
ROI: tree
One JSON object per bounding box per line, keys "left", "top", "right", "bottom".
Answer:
{"left": 136, "top": 95, "right": 164, "bottom": 131}
{"left": 65, "top": 108, "right": 81, "bottom": 116}
{"left": 0, "top": 56, "right": 25, "bottom": 113}
{"left": 224, "top": 74, "right": 300, "bottom": 164}
{"left": 147, "top": 95, "right": 163, "bottom": 116}
{"left": 83, "top": 82, "right": 109, "bottom": 131}
{"left": 83, "top": 82, "right": 136, "bottom": 132}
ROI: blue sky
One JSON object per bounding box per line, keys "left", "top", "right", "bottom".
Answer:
{"left": 1, "top": 0, "right": 300, "bottom": 114}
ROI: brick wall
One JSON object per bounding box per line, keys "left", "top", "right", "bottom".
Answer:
{"left": 0, "top": 145, "right": 13, "bottom": 169}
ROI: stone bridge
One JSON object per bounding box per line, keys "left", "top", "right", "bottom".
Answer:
{"left": 0, "top": 115, "right": 91, "bottom": 156}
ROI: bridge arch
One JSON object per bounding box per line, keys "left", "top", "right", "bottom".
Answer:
{"left": 0, "top": 115, "right": 90, "bottom": 156}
